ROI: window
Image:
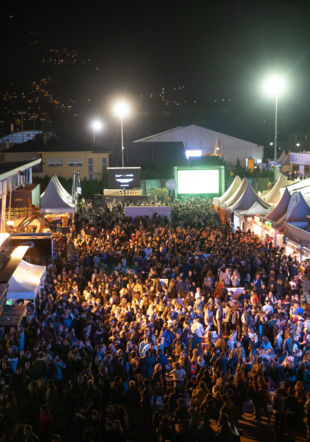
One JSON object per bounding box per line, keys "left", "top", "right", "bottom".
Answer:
{"left": 102, "top": 156, "right": 107, "bottom": 170}
{"left": 68, "top": 158, "right": 82, "bottom": 167}
{"left": 47, "top": 158, "right": 62, "bottom": 167}
{"left": 88, "top": 157, "right": 93, "bottom": 180}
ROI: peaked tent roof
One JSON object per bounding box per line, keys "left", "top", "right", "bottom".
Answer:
{"left": 40, "top": 175, "right": 76, "bottom": 213}
{"left": 228, "top": 182, "right": 270, "bottom": 212}
{"left": 277, "top": 150, "right": 290, "bottom": 165}
{"left": 239, "top": 201, "right": 271, "bottom": 216}
{"left": 272, "top": 214, "right": 286, "bottom": 230}
{"left": 224, "top": 178, "right": 249, "bottom": 208}
{"left": 285, "top": 177, "right": 310, "bottom": 201}
{"left": 267, "top": 188, "right": 291, "bottom": 222}
{"left": 134, "top": 124, "right": 261, "bottom": 147}
{"left": 282, "top": 222, "right": 310, "bottom": 249}
{"left": 262, "top": 174, "right": 289, "bottom": 205}
{"left": 218, "top": 176, "right": 242, "bottom": 204}
{"left": 285, "top": 192, "right": 310, "bottom": 223}
{"left": 7, "top": 259, "right": 46, "bottom": 300}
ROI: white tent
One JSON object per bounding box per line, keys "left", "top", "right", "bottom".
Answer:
{"left": 40, "top": 175, "right": 76, "bottom": 214}
{"left": 285, "top": 177, "right": 310, "bottom": 202}
{"left": 217, "top": 176, "right": 242, "bottom": 206}
{"left": 282, "top": 223, "right": 310, "bottom": 249}
{"left": 272, "top": 192, "right": 310, "bottom": 231}
{"left": 286, "top": 192, "right": 310, "bottom": 223}
{"left": 262, "top": 174, "right": 289, "bottom": 206}
{"left": 277, "top": 150, "right": 290, "bottom": 166}
{"left": 267, "top": 188, "right": 291, "bottom": 223}
{"left": 7, "top": 260, "right": 46, "bottom": 300}
{"left": 224, "top": 178, "right": 249, "bottom": 208}
{"left": 239, "top": 201, "right": 271, "bottom": 216}
{"left": 228, "top": 182, "right": 270, "bottom": 212}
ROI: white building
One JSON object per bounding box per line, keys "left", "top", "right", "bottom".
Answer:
{"left": 135, "top": 124, "right": 264, "bottom": 166}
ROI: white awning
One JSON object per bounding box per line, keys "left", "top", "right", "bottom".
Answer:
{"left": 7, "top": 260, "right": 46, "bottom": 300}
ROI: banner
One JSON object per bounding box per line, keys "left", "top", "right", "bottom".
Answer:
{"left": 104, "top": 188, "right": 142, "bottom": 196}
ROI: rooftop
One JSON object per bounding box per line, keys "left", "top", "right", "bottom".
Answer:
{"left": 3, "top": 133, "right": 111, "bottom": 154}
{"left": 0, "top": 159, "right": 42, "bottom": 181}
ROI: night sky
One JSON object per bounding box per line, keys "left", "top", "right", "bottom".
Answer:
{"left": 1, "top": 1, "right": 310, "bottom": 147}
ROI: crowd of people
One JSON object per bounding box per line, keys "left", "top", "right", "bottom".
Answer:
{"left": 1, "top": 199, "right": 310, "bottom": 441}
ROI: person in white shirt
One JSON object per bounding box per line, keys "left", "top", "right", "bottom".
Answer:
{"left": 275, "top": 330, "right": 283, "bottom": 353}
{"left": 191, "top": 317, "right": 205, "bottom": 341}
{"left": 262, "top": 300, "right": 274, "bottom": 315}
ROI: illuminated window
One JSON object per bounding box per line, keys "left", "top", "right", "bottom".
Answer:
{"left": 102, "top": 157, "right": 107, "bottom": 170}
{"left": 47, "top": 159, "right": 62, "bottom": 167}
{"left": 68, "top": 159, "right": 82, "bottom": 167}
{"left": 185, "top": 149, "right": 202, "bottom": 159}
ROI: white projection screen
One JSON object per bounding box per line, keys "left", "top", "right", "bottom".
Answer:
{"left": 177, "top": 169, "right": 219, "bottom": 194}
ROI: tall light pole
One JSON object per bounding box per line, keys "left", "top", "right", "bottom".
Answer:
{"left": 113, "top": 100, "right": 130, "bottom": 168}
{"left": 90, "top": 119, "right": 103, "bottom": 146}
{"left": 262, "top": 74, "right": 286, "bottom": 180}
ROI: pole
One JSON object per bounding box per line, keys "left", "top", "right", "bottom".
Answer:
{"left": 274, "top": 95, "right": 278, "bottom": 181}
{"left": 121, "top": 118, "right": 124, "bottom": 168}
{"left": 1, "top": 180, "right": 7, "bottom": 233}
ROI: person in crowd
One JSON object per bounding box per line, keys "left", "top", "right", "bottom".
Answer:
{"left": 1, "top": 197, "right": 310, "bottom": 441}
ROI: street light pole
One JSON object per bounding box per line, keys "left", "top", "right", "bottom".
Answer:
{"left": 90, "top": 119, "right": 103, "bottom": 147}
{"left": 274, "top": 94, "right": 278, "bottom": 177}
{"left": 121, "top": 117, "right": 124, "bottom": 168}
{"left": 113, "top": 100, "right": 130, "bottom": 168}
{"left": 262, "top": 74, "right": 286, "bottom": 182}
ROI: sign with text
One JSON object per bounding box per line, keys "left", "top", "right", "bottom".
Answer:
{"left": 107, "top": 167, "right": 141, "bottom": 189}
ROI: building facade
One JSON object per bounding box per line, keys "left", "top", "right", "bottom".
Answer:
{"left": 0, "top": 144, "right": 110, "bottom": 181}
{"left": 134, "top": 124, "right": 264, "bottom": 167}
{"left": 38, "top": 149, "right": 109, "bottom": 180}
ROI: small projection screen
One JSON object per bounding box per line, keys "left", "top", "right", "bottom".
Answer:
{"left": 108, "top": 168, "right": 141, "bottom": 189}
{"left": 177, "top": 169, "right": 220, "bottom": 194}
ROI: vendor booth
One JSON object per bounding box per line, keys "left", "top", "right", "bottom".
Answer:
{"left": 235, "top": 201, "right": 271, "bottom": 232}
{"left": 228, "top": 182, "right": 270, "bottom": 212}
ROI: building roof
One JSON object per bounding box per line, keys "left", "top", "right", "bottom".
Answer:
{"left": 134, "top": 124, "right": 262, "bottom": 147}
{"left": 4, "top": 134, "right": 111, "bottom": 154}
{"left": 0, "top": 159, "right": 41, "bottom": 181}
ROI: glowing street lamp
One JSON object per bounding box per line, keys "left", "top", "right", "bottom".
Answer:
{"left": 113, "top": 100, "right": 131, "bottom": 168}
{"left": 262, "top": 74, "right": 287, "bottom": 178}
{"left": 90, "top": 119, "right": 103, "bottom": 145}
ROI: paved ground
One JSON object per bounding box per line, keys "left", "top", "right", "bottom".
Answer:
{"left": 238, "top": 403, "right": 306, "bottom": 442}
{"left": 210, "top": 401, "right": 307, "bottom": 441}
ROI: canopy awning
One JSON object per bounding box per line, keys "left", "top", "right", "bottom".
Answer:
{"left": 7, "top": 259, "right": 46, "bottom": 300}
